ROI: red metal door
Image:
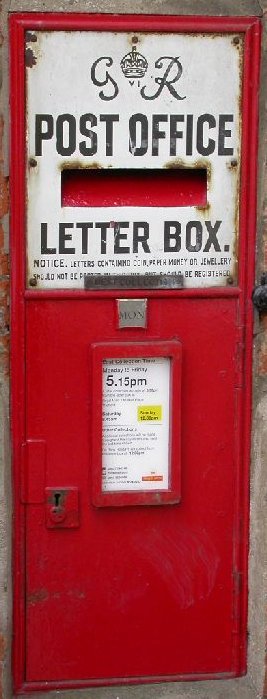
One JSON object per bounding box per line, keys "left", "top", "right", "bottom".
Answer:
{"left": 10, "top": 13, "right": 260, "bottom": 692}
{"left": 24, "top": 295, "right": 240, "bottom": 683}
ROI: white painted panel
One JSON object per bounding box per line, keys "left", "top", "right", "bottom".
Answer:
{"left": 26, "top": 31, "right": 242, "bottom": 288}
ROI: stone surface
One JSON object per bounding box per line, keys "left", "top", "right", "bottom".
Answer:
{"left": 7, "top": 0, "right": 264, "bottom": 15}
{"left": 12, "top": 677, "right": 263, "bottom": 699}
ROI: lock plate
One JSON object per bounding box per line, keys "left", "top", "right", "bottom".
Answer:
{"left": 45, "top": 487, "right": 80, "bottom": 529}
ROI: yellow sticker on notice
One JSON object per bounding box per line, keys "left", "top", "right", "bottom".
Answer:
{"left": 138, "top": 405, "right": 162, "bottom": 421}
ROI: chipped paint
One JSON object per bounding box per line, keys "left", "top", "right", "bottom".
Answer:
{"left": 25, "top": 47, "right": 37, "bottom": 68}
{"left": 25, "top": 32, "right": 37, "bottom": 43}
{"left": 27, "top": 589, "right": 49, "bottom": 604}
{"left": 165, "top": 157, "right": 211, "bottom": 178}
{"left": 60, "top": 160, "right": 103, "bottom": 171}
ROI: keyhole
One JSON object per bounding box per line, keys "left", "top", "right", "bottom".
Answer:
{"left": 54, "top": 492, "right": 61, "bottom": 508}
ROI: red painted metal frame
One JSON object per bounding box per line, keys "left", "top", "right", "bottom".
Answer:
{"left": 9, "top": 12, "right": 261, "bottom": 693}
{"left": 91, "top": 340, "right": 182, "bottom": 507}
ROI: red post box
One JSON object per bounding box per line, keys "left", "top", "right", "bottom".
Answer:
{"left": 10, "top": 13, "right": 260, "bottom": 692}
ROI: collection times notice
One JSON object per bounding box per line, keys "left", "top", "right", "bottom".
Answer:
{"left": 102, "top": 357, "right": 170, "bottom": 492}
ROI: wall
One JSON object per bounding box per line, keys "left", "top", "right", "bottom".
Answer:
{"left": 0, "top": 1, "right": 267, "bottom": 698}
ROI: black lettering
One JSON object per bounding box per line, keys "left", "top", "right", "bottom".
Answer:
{"left": 218, "top": 115, "right": 234, "bottom": 155}
{"left": 141, "top": 57, "right": 185, "bottom": 101}
{"left": 35, "top": 115, "right": 53, "bottom": 156}
{"left": 100, "top": 114, "right": 119, "bottom": 156}
{"left": 133, "top": 222, "right": 150, "bottom": 253}
{"left": 186, "top": 114, "right": 193, "bottom": 156}
{"left": 95, "top": 222, "right": 109, "bottom": 254}
{"left": 91, "top": 57, "right": 118, "bottom": 101}
{"left": 56, "top": 114, "right": 76, "bottom": 156}
{"left": 152, "top": 115, "right": 168, "bottom": 156}
{"left": 76, "top": 222, "right": 93, "bottom": 254}
{"left": 203, "top": 221, "right": 222, "bottom": 252}
{"left": 59, "top": 223, "right": 75, "bottom": 254}
{"left": 79, "top": 114, "right": 97, "bottom": 156}
{"left": 129, "top": 114, "right": 148, "bottom": 156}
{"left": 186, "top": 221, "right": 202, "bottom": 252}
{"left": 170, "top": 115, "right": 184, "bottom": 156}
{"left": 196, "top": 114, "right": 216, "bottom": 156}
{"left": 164, "top": 221, "right": 181, "bottom": 252}
{"left": 114, "top": 222, "right": 130, "bottom": 254}
{"left": 40, "top": 222, "right": 56, "bottom": 254}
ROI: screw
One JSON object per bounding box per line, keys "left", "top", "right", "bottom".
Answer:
{"left": 29, "top": 277, "right": 37, "bottom": 287}
{"left": 233, "top": 36, "right": 240, "bottom": 46}
{"left": 29, "top": 157, "right": 37, "bottom": 167}
{"left": 227, "top": 276, "right": 234, "bottom": 285}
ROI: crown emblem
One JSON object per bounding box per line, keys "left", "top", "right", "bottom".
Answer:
{"left": 120, "top": 45, "right": 148, "bottom": 80}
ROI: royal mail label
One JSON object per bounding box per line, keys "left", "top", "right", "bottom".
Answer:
{"left": 26, "top": 31, "right": 242, "bottom": 288}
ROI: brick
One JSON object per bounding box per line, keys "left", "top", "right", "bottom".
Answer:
{"left": 0, "top": 254, "right": 9, "bottom": 276}
{"left": 0, "top": 173, "right": 8, "bottom": 220}
{"left": 258, "top": 334, "right": 267, "bottom": 374}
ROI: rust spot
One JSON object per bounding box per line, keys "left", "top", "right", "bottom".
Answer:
{"left": 196, "top": 202, "right": 211, "bottom": 215}
{"left": 60, "top": 160, "right": 103, "bottom": 171}
{"left": 128, "top": 33, "right": 141, "bottom": 47}
{"left": 232, "top": 151, "right": 241, "bottom": 283}
{"left": 227, "top": 158, "right": 238, "bottom": 170}
{"left": 25, "top": 47, "right": 37, "bottom": 68}
{"left": 165, "top": 157, "right": 187, "bottom": 170}
{"left": 165, "top": 157, "right": 211, "bottom": 180}
{"left": 27, "top": 588, "right": 49, "bottom": 604}
{"left": 25, "top": 32, "right": 37, "bottom": 43}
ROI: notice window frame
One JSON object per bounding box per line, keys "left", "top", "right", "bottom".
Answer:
{"left": 91, "top": 340, "right": 182, "bottom": 507}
